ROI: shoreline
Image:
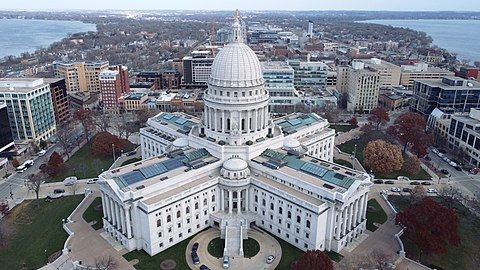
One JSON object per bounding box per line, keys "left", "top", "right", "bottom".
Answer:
{"left": 0, "top": 18, "right": 97, "bottom": 59}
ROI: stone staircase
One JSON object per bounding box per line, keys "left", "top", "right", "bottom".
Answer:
{"left": 223, "top": 223, "right": 244, "bottom": 257}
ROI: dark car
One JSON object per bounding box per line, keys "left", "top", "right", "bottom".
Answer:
{"left": 440, "top": 169, "right": 450, "bottom": 175}
{"left": 200, "top": 265, "right": 211, "bottom": 270}
{"left": 126, "top": 151, "right": 136, "bottom": 156}
{"left": 191, "top": 252, "right": 200, "bottom": 265}
{"left": 192, "top": 242, "right": 199, "bottom": 252}
{"left": 384, "top": 180, "right": 395, "bottom": 184}
{"left": 454, "top": 166, "right": 462, "bottom": 171}
{"left": 421, "top": 181, "right": 432, "bottom": 186}
{"left": 402, "top": 187, "right": 412, "bottom": 192}
{"left": 53, "top": 189, "right": 65, "bottom": 194}
{"left": 410, "top": 181, "right": 421, "bottom": 185}
{"left": 39, "top": 163, "right": 47, "bottom": 170}
{"left": 373, "top": 180, "right": 384, "bottom": 184}
{"left": 424, "top": 155, "right": 431, "bottom": 161}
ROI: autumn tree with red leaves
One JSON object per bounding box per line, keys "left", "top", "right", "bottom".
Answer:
{"left": 396, "top": 197, "right": 461, "bottom": 255}
{"left": 363, "top": 139, "right": 404, "bottom": 174}
{"left": 387, "top": 112, "right": 433, "bottom": 156}
{"left": 368, "top": 107, "right": 390, "bottom": 130}
{"left": 43, "top": 151, "right": 65, "bottom": 177}
{"left": 91, "top": 132, "right": 128, "bottom": 158}
{"left": 292, "top": 250, "right": 333, "bottom": 270}
{"left": 74, "top": 109, "right": 96, "bottom": 142}
{"left": 349, "top": 116, "right": 358, "bottom": 126}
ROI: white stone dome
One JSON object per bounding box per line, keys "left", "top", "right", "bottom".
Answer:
{"left": 222, "top": 158, "right": 248, "bottom": 171}
{"left": 208, "top": 43, "right": 264, "bottom": 88}
{"left": 284, "top": 138, "right": 301, "bottom": 149}
{"left": 172, "top": 138, "right": 189, "bottom": 148}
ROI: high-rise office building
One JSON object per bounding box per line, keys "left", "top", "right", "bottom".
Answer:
{"left": 53, "top": 60, "right": 109, "bottom": 93}
{"left": 182, "top": 56, "right": 215, "bottom": 88}
{"left": 358, "top": 58, "right": 401, "bottom": 88}
{"left": 287, "top": 60, "right": 328, "bottom": 90}
{"left": 411, "top": 76, "right": 480, "bottom": 117}
{"left": 0, "top": 102, "right": 14, "bottom": 153}
{"left": 346, "top": 61, "right": 380, "bottom": 113}
{"left": 307, "top": 20, "right": 314, "bottom": 38}
{"left": 0, "top": 78, "right": 56, "bottom": 142}
{"left": 45, "top": 78, "right": 69, "bottom": 125}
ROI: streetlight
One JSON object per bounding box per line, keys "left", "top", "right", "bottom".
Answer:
{"left": 352, "top": 144, "right": 357, "bottom": 170}
{"left": 112, "top": 144, "right": 116, "bottom": 165}
{"left": 44, "top": 249, "right": 47, "bottom": 264}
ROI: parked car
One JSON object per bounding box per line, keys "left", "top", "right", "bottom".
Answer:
{"left": 454, "top": 166, "right": 462, "bottom": 171}
{"left": 384, "top": 180, "right": 395, "bottom": 184}
{"left": 87, "top": 178, "right": 98, "bottom": 184}
{"left": 402, "top": 187, "right": 412, "bottom": 192}
{"left": 391, "top": 187, "right": 401, "bottom": 192}
{"left": 424, "top": 155, "right": 431, "bottom": 161}
{"left": 421, "top": 181, "right": 432, "bottom": 186}
{"left": 200, "top": 265, "right": 211, "bottom": 270}
{"left": 373, "top": 180, "right": 384, "bottom": 184}
{"left": 432, "top": 148, "right": 439, "bottom": 154}
{"left": 427, "top": 188, "right": 437, "bottom": 193}
{"left": 192, "top": 242, "right": 199, "bottom": 252}
{"left": 53, "top": 189, "right": 65, "bottom": 194}
{"left": 191, "top": 252, "right": 200, "bottom": 265}
{"left": 410, "top": 181, "right": 421, "bottom": 185}
{"left": 126, "top": 151, "right": 136, "bottom": 156}
{"left": 266, "top": 255, "right": 275, "bottom": 264}
{"left": 223, "top": 256, "right": 229, "bottom": 269}
{"left": 38, "top": 150, "right": 47, "bottom": 156}
{"left": 39, "top": 163, "right": 47, "bottom": 170}
{"left": 440, "top": 169, "right": 450, "bottom": 175}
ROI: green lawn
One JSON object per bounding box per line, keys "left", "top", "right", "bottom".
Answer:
{"left": 333, "top": 159, "right": 353, "bottom": 168}
{"left": 49, "top": 138, "right": 137, "bottom": 182}
{"left": 339, "top": 139, "right": 431, "bottom": 180}
{"left": 121, "top": 158, "right": 142, "bottom": 166}
{"left": 243, "top": 238, "right": 260, "bottom": 258}
{"left": 207, "top": 237, "right": 225, "bottom": 258}
{"left": 124, "top": 236, "right": 193, "bottom": 270}
{"left": 82, "top": 197, "right": 103, "bottom": 230}
{"left": 0, "top": 196, "right": 83, "bottom": 269}
{"left": 390, "top": 196, "right": 480, "bottom": 270}
{"left": 331, "top": 124, "right": 358, "bottom": 133}
{"left": 366, "top": 199, "right": 388, "bottom": 232}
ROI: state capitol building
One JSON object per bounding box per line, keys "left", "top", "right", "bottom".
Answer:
{"left": 98, "top": 12, "right": 372, "bottom": 258}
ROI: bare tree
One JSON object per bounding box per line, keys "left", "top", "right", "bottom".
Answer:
{"left": 56, "top": 123, "right": 74, "bottom": 158}
{"left": 95, "top": 255, "right": 118, "bottom": 270}
{"left": 410, "top": 186, "right": 427, "bottom": 205}
{"left": 95, "top": 112, "right": 111, "bottom": 134}
{"left": 437, "top": 186, "right": 465, "bottom": 208}
{"left": 27, "top": 173, "right": 47, "bottom": 208}
{"left": 69, "top": 181, "right": 80, "bottom": 196}
{"left": 370, "top": 249, "right": 393, "bottom": 270}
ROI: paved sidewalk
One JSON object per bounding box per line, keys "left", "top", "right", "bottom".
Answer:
{"left": 65, "top": 191, "right": 135, "bottom": 269}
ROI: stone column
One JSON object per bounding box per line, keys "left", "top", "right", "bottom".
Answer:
{"left": 245, "top": 189, "right": 249, "bottom": 212}
{"left": 112, "top": 200, "right": 118, "bottom": 227}
{"left": 264, "top": 106, "right": 268, "bottom": 128}
{"left": 100, "top": 192, "right": 107, "bottom": 220}
{"left": 222, "top": 110, "right": 225, "bottom": 133}
{"left": 109, "top": 198, "right": 116, "bottom": 226}
{"left": 362, "top": 193, "right": 368, "bottom": 220}
{"left": 204, "top": 106, "right": 208, "bottom": 128}
{"left": 341, "top": 208, "right": 347, "bottom": 236}
{"left": 336, "top": 212, "right": 341, "bottom": 239}
{"left": 124, "top": 205, "right": 132, "bottom": 238}
{"left": 253, "top": 109, "right": 258, "bottom": 131}
{"left": 228, "top": 190, "right": 233, "bottom": 214}
{"left": 120, "top": 206, "right": 126, "bottom": 235}
{"left": 103, "top": 192, "right": 110, "bottom": 222}
{"left": 237, "top": 190, "right": 241, "bottom": 214}
{"left": 347, "top": 203, "right": 353, "bottom": 231}
{"left": 357, "top": 196, "right": 363, "bottom": 224}
{"left": 246, "top": 110, "right": 251, "bottom": 133}
{"left": 221, "top": 188, "right": 225, "bottom": 212}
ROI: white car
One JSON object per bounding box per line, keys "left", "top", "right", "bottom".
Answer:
{"left": 86, "top": 178, "right": 98, "bottom": 184}
{"left": 427, "top": 188, "right": 437, "bottom": 193}
{"left": 432, "top": 148, "right": 439, "bottom": 154}
{"left": 38, "top": 150, "right": 47, "bottom": 156}
{"left": 266, "top": 255, "right": 275, "bottom": 264}
{"left": 64, "top": 176, "right": 78, "bottom": 186}
{"left": 391, "top": 187, "right": 401, "bottom": 192}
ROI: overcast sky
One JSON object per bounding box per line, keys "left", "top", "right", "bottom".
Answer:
{"left": 2, "top": 0, "right": 480, "bottom": 11}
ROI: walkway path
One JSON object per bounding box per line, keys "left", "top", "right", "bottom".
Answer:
{"left": 187, "top": 227, "right": 281, "bottom": 270}
{"left": 64, "top": 191, "right": 135, "bottom": 269}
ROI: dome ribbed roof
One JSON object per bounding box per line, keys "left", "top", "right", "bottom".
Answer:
{"left": 222, "top": 158, "right": 248, "bottom": 171}
{"left": 208, "top": 43, "right": 264, "bottom": 88}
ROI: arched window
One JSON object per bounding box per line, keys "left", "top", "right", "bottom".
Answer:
{"left": 195, "top": 202, "right": 199, "bottom": 210}
{"left": 167, "top": 215, "right": 171, "bottom": 223}
{"left": 255, "top": 195, "right": 258, "bottom": 203}
{"left": 279, "top": 207, "right": 283, "bottom": 214}
{"left": 262, "top": 199, "right": 266, "bottom": 206}
{"left": 176, "top": 211, "right": 181, "bottom": 218}
{"left": 186, "top": 207, "right": 190, "bottom": 214}
{"left": 212, "top": 195, "right": 216, "bottom": 202}
{"left": 306, "top": 220, "right": 311, "bottom": 228}
{"left": 288, "top": 211, "right": 291, "bottom": 219}
{"left": 297, "top": 216, "right": 301, "bottom": 223}
{"left": 203, "top": 198, "right": 208, "bottom": 206}
{"left": 157, "top": 219, "right": 161, "bottom": 227}
{"left": 270, "top": 203, "right": 274, "bottom": 210}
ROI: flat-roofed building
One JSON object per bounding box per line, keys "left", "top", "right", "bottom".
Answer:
{"left": 53, "top": 60, "right": 109, "bottom": 93}
{"left": 0, "top": 102, "right": 14, "bottom": 153}
{"left": 346, "top": 61, "right": 380, "bottom": 113}
{"left": 0, "top": 78, "right": 56, "bottom": 143}
{"left": 44, "top": 78, "right": 69, "bottom": 125}
{"left": 358, "top": 58, "right": 401, "bottom": 88}
{"left": 448, "top": 108, "right": 480, "bottom": 167}
{"left": 400, "top": 62, "right": 454, "bottom": 89}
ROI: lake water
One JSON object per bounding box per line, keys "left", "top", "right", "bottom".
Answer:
{"left": 364, "top": 19, "right": 480, "bottom": 63}
{"left": 0, "top": 19, "right": 96, "bottom": 59}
